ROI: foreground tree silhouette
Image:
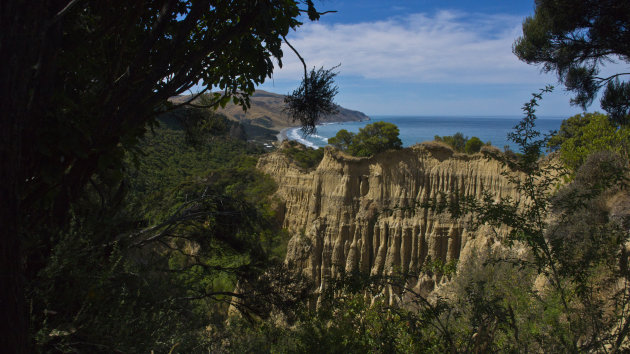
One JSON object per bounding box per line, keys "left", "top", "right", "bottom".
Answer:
{"left": 0, "top": 1, "right": 335, "bottom": 351}
{"left": 513, "top": 0, "right": 630, "bottom": 126}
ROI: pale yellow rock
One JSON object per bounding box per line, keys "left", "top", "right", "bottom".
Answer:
{"left": 258, "top": 143, "right": 524, "bottom": 300}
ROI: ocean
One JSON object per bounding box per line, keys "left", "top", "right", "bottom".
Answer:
{"left": 286, "top": 115, "right": 566, "bottom": 153}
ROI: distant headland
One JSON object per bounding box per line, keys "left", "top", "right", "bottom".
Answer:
{"left": 172, "top": 90, "right": 369, "bottom": 143}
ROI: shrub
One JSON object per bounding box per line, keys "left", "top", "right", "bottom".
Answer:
{"left": 328, "top": 122, "right": 402, "bottom": 157}
{"left": 327, "top": 129, "right": 354, "bottom": 151}
{"left": 435, "top": 132, "right": 489, "bottom": 154}
{"left": 282, "top": 141, "right": 325, "bottom": 170}
{"left": 464, "top": 136, "right": 484, "bottom": 154}
{"left": 547, "top": 112, "right": 601, "bottom": 151}
{"left": 434, "top": 132, "right": 467, "bottom": 152}
{"left": 553, "top": 112, "right": 630, "bottom": 170}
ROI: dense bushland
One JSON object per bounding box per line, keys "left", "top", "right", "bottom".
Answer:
{"left": 30, "top": 112, "right": 307, "bottom": 352}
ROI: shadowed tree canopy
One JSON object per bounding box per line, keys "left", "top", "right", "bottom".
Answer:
{"left": 0, "top": 0, "right": 334, "bottom": 351}
{"left": 513, "top": 0, "right": 630, "bottom": 126}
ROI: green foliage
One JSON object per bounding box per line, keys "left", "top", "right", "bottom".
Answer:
{"left": 547, "top": 112, "right": 600, "bottom": 151}
{"left": 464, "top": 136, "right": 484, "bottom": 154}
{"left": 427, "top": 87, "right": 630, "bottom": 351}
{"left": 513, "top": 0, "right": 630, "bottom": 123}
{"left": 28, "top": 118, "right": 303, "bottom": 351}
{"left": 281, "top": 141, "right": 325, "bottom": 170}
{"left": 445, "top": 249, "right": 545, "bottom": 353}
{"left": 601, "top": 79, "right": 630, "bottom": 126}
{"left": 352, "top": 122, "right": 403, "bottom": 157}
{"left": 126, "top": 124, "right": 274, "bottom": 223}
{"left": 327, "top": 128, "right": 354, "bottom": 151}
{"left": 423, "top": 258, "right": 458, "bottom": 277}
{"left": 285, "top": 66, "right": 340, "bottom": 135}
{"left": 434, "top": 132, "right": 488, "bottom": 153}
{"left": 329, "top": 121, "right": 403, "bottom": 157}
{"left": 213, "top": 273, "right": 448, "bottom": 353}
{"left": 2, "top": 1, "right": 334, "bottom": 350}
{"left": 162, "top": 108, "right": 230, "bottom": 148}
{"left": 435, "top": 132, "right": 467, "bottom": 152}
{"left": 548, "top": 112, "right": 630, "bottom": 171}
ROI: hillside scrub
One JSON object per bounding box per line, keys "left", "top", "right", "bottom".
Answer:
{"left": 280, "top": 141, "right": 325, "bottom": 170}
{"left": 29, "top": 113, "right": 306, "bottom": 352}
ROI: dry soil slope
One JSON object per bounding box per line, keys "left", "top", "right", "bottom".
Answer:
{"left": 174, "top": 90, "right": 369, "bottom": 131}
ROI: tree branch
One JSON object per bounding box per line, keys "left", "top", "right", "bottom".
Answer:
{"left": 594, "top": 72, "right": 630, "bottom": 84}
{"left": 298, "top": 9, "right": 338, "bottom": 16}
{"left": 282, "top": 35, "right": 308, "bottom": 80}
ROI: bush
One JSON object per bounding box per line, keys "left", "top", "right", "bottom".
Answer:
{"left": 547, "top": 112, "right": 601, "bottom": 151}
{"left": 434, "top": 132, "right": 467, "bottom": 152}
{"left": 464, "top": 136, "right": 484, "bottom": 154}
{"left": 281, "top": 141, "right": 325, "bottom": 170}
{"left": 327, "top": 129, "right": 354, "bottom": 152}
{"left": 552, "top": 112, "right": 630, "bottom": 170}
{"left": 328, "top": 122, "right": 402, "bottom": 157}
{"left": 435, "top": 132, "right": 489, "bottom": 154}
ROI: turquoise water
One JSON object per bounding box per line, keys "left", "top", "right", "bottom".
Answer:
{"left": 286, "top": 115, "right": 565, "bottom": 153}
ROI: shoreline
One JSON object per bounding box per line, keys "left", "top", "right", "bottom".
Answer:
{"left": 276, "top": 117, "right": 371, "bottom": 146}
{"left": 276, "top": 127, "right": 290, "bottom": 143}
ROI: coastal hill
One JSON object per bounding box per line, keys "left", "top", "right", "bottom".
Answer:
{"left": 215, "top": 90, "right": 370, "bottom": 131}
{"left": 172, "top": 90, "right": 369, "bottom": 137}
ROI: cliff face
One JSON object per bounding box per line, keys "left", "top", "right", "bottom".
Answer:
{"left": 258, "top": 144, "right": 523, "bottom": 301}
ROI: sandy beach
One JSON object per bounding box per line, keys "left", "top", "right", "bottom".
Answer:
{"left": 276, "top": 127, "right": 290, "bottom": 142}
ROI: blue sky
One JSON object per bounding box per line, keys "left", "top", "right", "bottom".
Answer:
{"left": 257, "top": 0, "right": 624, "bottom": 117}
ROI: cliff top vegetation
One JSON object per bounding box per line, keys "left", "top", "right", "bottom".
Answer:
{"left": 328, "top": 121, "right": 403, "bottom": 157}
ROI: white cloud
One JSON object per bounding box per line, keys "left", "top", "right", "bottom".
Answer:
{"left": 260, "top": 10, "right": 628, "bottom": 115}
{"left": 272, "top": 11, "right": 552, "bottom": 84}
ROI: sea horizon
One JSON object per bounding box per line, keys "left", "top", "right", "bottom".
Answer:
{"left": 286, "top": 115, "right": 566, "bottom": 152}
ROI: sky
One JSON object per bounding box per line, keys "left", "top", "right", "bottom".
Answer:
{"left": 256, "top": 0, "right": 625, "bottom": 117}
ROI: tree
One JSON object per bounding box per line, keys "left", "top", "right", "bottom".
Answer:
{"left": 513, "top": 0, "right": 630, "bottom": 126}
{"left": 328, "top": 122, "right": 403, "bottom": 157}
{"left": 352, "top": 121, "right": 403, "bottom": 157}
{"left": 0, "top": 1, "right": 332, "bottom": 351}
{"left": 284, "top": 66, "right": 340, "bottom": 135}
{"left": 547, "top": 112, "right": 601, "bottom": 151}
{"left": 547, "top": 112, "right": 630, "bottom": 171}
{"left": 450, "top": 87, "right": 630, "bottom": 350}
{"left": 554, "top": 113, "right": 630, "bottom": 171}
{"left": 464, "top": 136, "right": 484, "bottom": 154}
{"left": 435, "top": 132, "right": 467, "bottom": 152}
{"left": 327, "top": 129, "right": 354, "bottom": 151}
{"left": 434, "top": 133, "right": 488, "bottom": 154}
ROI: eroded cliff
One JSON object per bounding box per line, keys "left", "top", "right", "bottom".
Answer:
{"left": 258, "top": 143, "right": 524, "bottom": 302}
